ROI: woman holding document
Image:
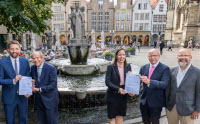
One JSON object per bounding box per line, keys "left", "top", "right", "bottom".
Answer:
{"left": 105, "top": 48, "right": 134, "bottom": 124}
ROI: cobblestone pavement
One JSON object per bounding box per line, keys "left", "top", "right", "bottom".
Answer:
{"left": 125, "top": 47, "right": 200, "bottom": 124}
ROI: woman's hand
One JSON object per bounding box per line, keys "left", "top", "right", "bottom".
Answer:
{"left": 119, "top": 88, "right": 126, "bottom": 95}
{"left": 128, "top": 93, "right": 135, "bottom": 96}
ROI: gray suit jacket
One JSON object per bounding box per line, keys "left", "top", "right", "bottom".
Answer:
{"left": 166, "top": 65, "right": 200, "bottom": 116}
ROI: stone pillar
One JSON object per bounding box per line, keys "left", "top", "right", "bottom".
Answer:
{"left": 21, "top": 34, "right": 27, "bottom": 51}
{"left": 101, "top": 30, "right": 105, "bottom": 49}
{"left": 90, "top": 29, "right": 96, "bottom": 51}
{"left": 180, "top": 13, "right": 184, "bottom": 31}
{"left": 8, "top": 34, "right": 12, "bottom": 41}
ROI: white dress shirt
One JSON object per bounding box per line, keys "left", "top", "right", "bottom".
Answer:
{"left": 10, "top": 57, "right": 20, "bottom": 84}
{"left": 37, "top": 62, "right": 44, "bottom": 92}
{"left": 177, "top": 64, "right": 191, "bottom": 88}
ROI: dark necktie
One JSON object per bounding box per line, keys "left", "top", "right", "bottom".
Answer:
{"left": 15, "top": 60, "right": 18, "bottom": 75}
{"left": 37, "top": 68, "right": 41, "bottom": 82}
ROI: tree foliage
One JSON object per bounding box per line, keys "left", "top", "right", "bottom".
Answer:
{"left": 0, "top": 0, "right": 63, "bottom": 35}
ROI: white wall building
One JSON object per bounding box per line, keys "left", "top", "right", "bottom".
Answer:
{"left": 132, "top": 0, "right": 153, "bottom": 46}
{"left": 151, "top": 0, "right": 167, "bottom": 45}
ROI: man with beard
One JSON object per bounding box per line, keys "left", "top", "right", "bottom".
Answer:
{"left": 166, "top": 48, "right": 200, "bottom": 124}
{"left": 0, "top": 40, "right": 31, "bottom": 124}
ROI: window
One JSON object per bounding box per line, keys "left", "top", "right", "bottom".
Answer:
{"left": 98, "top": 0, "right": 103, "bottom": 10}
{"left": 116, "top": 12, "right": 120, "bottom": 21}
{"left": 105, "top": 12, "right": 109, "bottom": 20}
{"left": 104, "top": 22, "right": 109, "bottom": 31}
{"left": 158, "top": 25, "right": 162, "bottom": 31}
{"left": 135, "top": 13, "right": 139, "bottom": 20}
{"left": 145, "top": 13, "right": 149, "bottom": 20}
{"left": 159, "top": 15, "right": 162, "bottom": 22}
{"left": 98, "top": 22, "right": 102, "bottom": 31}
{"left": 153, "top": 25, "right": 157, "bottom": 32}
{"left": 154, "top": 15, "right": 157, "bottom": 22}
{"left": 98, "top": 12, "right": 103, "bottom": 20}
{"left": 57, "top": 14, "right": 60, "bottom": 21}
{"left": 53, "top": 24, "right": 64, "bottom": 31}
{"left": 159, "top": 5, "right": 164, "bottom": 12}
{"left": 116, "top": 23, "right": 120, "bottom": 30}
{"left": 126, "top": 23, "right": 130, "bottom": 31}
{"left": 121, "top": 23, "right": 125, "bottom": 30}
{"left": 92, "top": 13, "right": 96, "bottom": 20}
{"left": 53, "top": 14, "right": 56, "bottom": 21}
{"left": 121, "top": 12, "right": 125, "bottom": 20}
{"left": 138, "top": 3, "right": 142, "bottom": 10}
{"left": 163, "top": 25, "right": 166, "bottom": 32}
{"left": 127, "top": 12, "right": 131, "bottom": 20}
{"left": 145, "top": 23, "right": 149, "bottom": 31}
{"left": 92, "top": 22, "right": 96, "bottom": 31}
{"left": 140, "top": 13, "right": 144, "bottom": 20}
{"left": 55, "top": 6, "right": 61, "bottom": 11}
{"left": 144, "top": 3, "right": 148, "bottom": 10}
{"left": 61, "top": 14, "right": 64, "bottom": 21}
{"left": 60, "top": 23, "right": 64, "bottom": 31}
{"left": 163, "top": 15, "right": 166, "bottom": 22}
{"left": 72, "top": 1, "right": 81, "bottom": 7}
{"left": 135, "top": 23, "right": 139, "bottom": 31}
{"left": 121, "top": 2, "right": 126, "bottom": 10}
{"left": 139, "top": 23, "right": 143, "bottom": 31}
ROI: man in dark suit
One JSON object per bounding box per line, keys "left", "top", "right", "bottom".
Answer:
{"left": 139, "top": 49, "right": 170, "bottom": 124}
{"left": 166, "top": 48, "right": 200, "bottom": 124}
{"left": 0, "top": 40, "right": 31, "bottom": 124}
{"left": 31, "top": 52, "right": 59, "bottom": 124}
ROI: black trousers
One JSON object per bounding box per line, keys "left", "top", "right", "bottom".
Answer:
{"left": 140, "top": 102, "right": 162, "bottom": 124}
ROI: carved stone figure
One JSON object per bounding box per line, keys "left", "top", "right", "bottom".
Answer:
{"left": 80, "top": 6, "right": 85, "bottom": 38}
{"left": 69, "top": 6, "right": 76, "bottom": 38}
{"left": 75, "top": 6, "right": 82, "bottom": 39}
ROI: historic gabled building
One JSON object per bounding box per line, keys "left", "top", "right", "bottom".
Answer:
{"left": 114, "top": 0, "right": 133, "bottom": 45}
{"left": 132, "top": 0, "right": 153, "bottom": 46}
{"left": 151, "top": 0, "right": 168, "bottom": 45}
{"left": 87, "top": 0, "right": 115, "bottom": 43}
{"left": 165, "top": 0, "right": 200, "bottom": 46}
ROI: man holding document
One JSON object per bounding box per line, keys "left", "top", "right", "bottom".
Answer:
{"left": 139, "top": 49, "right": 170, "bottom": 124}
{"left": 31, "top": 52, "right": 59, "bottom": 124}
{"left": 0, "top": 41, "right": 31, "bottom": 124}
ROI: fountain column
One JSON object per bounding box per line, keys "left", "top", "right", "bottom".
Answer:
{"left": 31, "top": 32, "right": 36, "bottom": 53}
{"left": 101, "top": 30, "right": 105, "bottom": 49}
{"left": 90, "top": 29, "right": 96, "bottom": 51}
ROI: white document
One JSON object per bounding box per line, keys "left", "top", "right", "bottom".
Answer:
{"left": 125, "top": 74, "right": 140, "bottom": 95}
{"left": 19, "top": 76, "right": 32, "bottom": 95}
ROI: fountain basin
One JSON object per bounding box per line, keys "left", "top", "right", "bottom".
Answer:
{"left": 49, "top": 58, "right": 111, "bottom": 76}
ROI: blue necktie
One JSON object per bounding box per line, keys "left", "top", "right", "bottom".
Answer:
{"left": 15, "top": 60, "right": 18, "bottom": 75}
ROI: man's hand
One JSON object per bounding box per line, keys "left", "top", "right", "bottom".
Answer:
{"left": 24, "top": 94, "right": 31, "bottom": 98}
{"left": 31, "top": 79, "right": 35, "bottom": 85}
{"left": 140, "top": 76, "right": 150, "bottom": 85}
{"left": 191, "top": 111, "right": 199, "bottom": 119}
{"left": 31, "top": 85, "right": 40, "bottom": 92}
{"left": 128, "top": 93, "right": 135, "bottom": 96}
{"left": 119, "top": 88, "right": 126, "bottom": 95}
{"left": 14, "top": 75, "right": 22, "bottom": 83}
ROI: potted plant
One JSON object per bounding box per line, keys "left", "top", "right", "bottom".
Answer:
{"left": 125, "top": 48, "right": 130, "bottom": 57}
{"left": 102, "top": 51, "right": 113, "bottom": 61}
{"left": 130, "top": 46, "right": 136, "bottom": 55}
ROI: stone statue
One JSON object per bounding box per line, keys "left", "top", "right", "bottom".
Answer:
{"left": 80, "top": 6, "right": 86, "bottom": 38}
{"left": 75, "top": 6, "right": 82, "bottom": 39}
{"left": 69, "top": 6, "right": 76, "bottom": 38}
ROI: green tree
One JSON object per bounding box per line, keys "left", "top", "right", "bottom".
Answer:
{"left": 0, "top": 0, "right": 63, "bottom": 35}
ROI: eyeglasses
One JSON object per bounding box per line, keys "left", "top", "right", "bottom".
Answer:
{"left": 177, "top": 55, "right": 191, "bottom": 58}
{"left": 148, "top": 55, "right": 159, "bottom": 58}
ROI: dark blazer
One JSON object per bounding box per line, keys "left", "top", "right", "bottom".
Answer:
{"left": 139, "top": 62, "right": 170, "bottom": 108}
{"left": 31, "top": 62, "right": 59, "bottom": 109}
{"left": 166, "top": 65, "right": 200, "bottom": 116}
{"left": 105, "top": 64, "right": 131, "bottom": 100}
{"left": 0, "top": 57, "right": 30, "bottom": 104}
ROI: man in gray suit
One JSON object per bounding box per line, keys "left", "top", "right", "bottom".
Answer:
{"left": 166, "top": 48, "right": 200, "bottom": 124}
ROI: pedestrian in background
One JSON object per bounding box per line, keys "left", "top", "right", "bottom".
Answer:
{"left": 159, "top": 41, "right": 165, "bottom": 55}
